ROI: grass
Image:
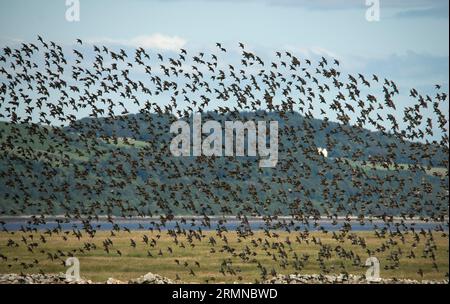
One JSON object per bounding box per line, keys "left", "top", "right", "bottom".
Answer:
{"left": 99, "top": 137, "right": 150, "bottom": 148}
{"left": 0, "top": 230, "right": 448, "bottom": 283}
{"left": 343, "top": 158, "right": 448, "bottom": 177}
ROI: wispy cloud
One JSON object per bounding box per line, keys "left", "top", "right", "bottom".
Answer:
{"left": 342, "top": 51, "right": 449, "bottom": 88}
{"left": 395, "top": 6, "right": 449, "bottom": 19}
{"left": 176, "top": 0, "right": 447, "bottom": 11}
{"left": 87, "top": 34, "right": 187, "bottom": 51}
{"left": 267, "top": 0, "right": 448, "bottom": 10}
{"left": 283, "top": 45, "right": 339, "bottom": 58}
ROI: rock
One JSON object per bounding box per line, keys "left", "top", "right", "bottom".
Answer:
{"left": 128, "top": 272, "right": 174, "bottom": 284}
{"left": 262, "top": 274, "right": 448, "bottom": 284}
{"left": 0, "top": 272, "right": 446, "bottom": 284}
{"left": 106, "top": 278, "right": 124, "bottom": 284}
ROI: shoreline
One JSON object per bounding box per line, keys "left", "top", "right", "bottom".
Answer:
{"left": 1, "top": 215, "right": 448, "bottom": 223}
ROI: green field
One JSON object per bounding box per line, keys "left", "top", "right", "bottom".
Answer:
{"left": 0, "top": 230, "right": 448, "bottom": 283}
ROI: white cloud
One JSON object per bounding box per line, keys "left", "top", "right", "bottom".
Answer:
{"left": 0, "top": 36, "right": 24, "bottom": 44}
{"left": 283, "top": 45, "right": 339, "bottom": 59}
{"left": 87, "top": 34, "right": 187, "bottom": 51}
{"left": 129, "top": 34, "right": 186, "bottom": 51}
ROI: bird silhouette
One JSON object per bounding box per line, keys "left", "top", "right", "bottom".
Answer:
{"left": 0, "top": 37, "right": 447, "bottom": 283}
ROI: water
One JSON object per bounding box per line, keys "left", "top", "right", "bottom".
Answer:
{"left": 1, "top": 218, "right": 448, "bottom": 232}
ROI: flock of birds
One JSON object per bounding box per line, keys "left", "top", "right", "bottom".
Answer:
{"left": 0, "top": 36, "right": 448, "bottom": 282}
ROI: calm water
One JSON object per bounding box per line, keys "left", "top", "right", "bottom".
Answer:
{"left": 1, "top": 218, "right": 448, "bottom": 232}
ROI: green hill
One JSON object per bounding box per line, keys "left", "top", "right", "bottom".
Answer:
{"left": 0, "top": 111, "right": 448, "bottom": 219}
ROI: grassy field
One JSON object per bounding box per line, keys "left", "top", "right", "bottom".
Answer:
{"left": 0, "top": 230, "right": 448, "bottom": 283}
{"left": 344, "top": 158, "right": 448, "bottom": 177}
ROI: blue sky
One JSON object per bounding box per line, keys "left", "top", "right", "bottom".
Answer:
{"left": 0, "top": 0, "right": 448, "bottom": 85}
{"left": 0, "top": 0, "right": 448, "bottom": 139}
{"left": 0, "top": 0, "right": 448, "bottom": 55}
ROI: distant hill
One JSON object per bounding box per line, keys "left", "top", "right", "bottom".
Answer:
{"left": 68, "top": 111, "right": 447, "bottom": 165}
{"left": 0, "top": 111, "right": 448, "bottom": 218}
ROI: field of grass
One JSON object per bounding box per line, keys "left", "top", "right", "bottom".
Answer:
{"left": 343, "top": 158, "right": 448, "bottom": 177}
{"left": 0, "top": 230, "right": 448, "bottom": 283}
